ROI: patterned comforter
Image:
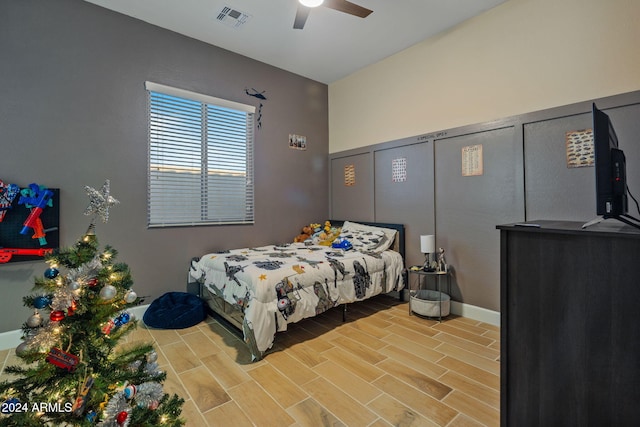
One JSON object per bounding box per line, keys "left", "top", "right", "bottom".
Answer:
{"left": 189, "top": 242, "right": 405, "bottom": 359}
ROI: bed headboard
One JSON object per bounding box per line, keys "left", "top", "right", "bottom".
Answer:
{"left": 330, "top": 220, "right": 406, "bottom": 262}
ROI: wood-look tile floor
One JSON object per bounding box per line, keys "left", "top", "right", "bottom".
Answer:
{"left": 0, "top": 295, "right": 500, "bottom": 426}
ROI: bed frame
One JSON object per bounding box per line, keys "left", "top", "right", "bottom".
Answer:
{"left": 187, "top": 220, "right": 406, "bottom": 340}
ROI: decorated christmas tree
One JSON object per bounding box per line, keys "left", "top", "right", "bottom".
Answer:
{"left": 0, "top": 181, "right": 184, "bottom": 426}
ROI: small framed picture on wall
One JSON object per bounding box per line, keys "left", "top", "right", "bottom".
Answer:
{"left": 289, "top": 134, "right": 307, "bottom": 150}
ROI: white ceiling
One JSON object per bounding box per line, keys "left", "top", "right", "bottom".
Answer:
{"left": 84, "top": 0, "right": 507, "bottom": 84}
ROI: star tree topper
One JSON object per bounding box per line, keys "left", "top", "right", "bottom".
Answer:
{"left": 84, "top": 179, "right": 119, "bottom": 223}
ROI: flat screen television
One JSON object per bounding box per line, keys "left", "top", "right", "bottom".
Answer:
{"left": 583, "top": 103, "right": 640, "bottom": 229}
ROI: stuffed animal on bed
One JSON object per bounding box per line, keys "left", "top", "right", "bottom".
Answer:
{"left": 294, "top": 225, "right": 313, "bottom": 243}
{"left": 294, "top": 221, "right": 342, "bottom": 245}
{"left": 315, "top": 226, "right": 341, "bottom": 246}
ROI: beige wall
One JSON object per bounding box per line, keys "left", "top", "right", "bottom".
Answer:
{"left": 329, "top": 0, "right": 640, "bottom": 153}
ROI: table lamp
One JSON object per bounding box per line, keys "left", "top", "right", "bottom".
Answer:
{"left": 420, "top": 234, "right": 436, "bottom": 271}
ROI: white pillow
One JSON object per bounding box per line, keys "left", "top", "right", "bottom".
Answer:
{"left": 339, "top": 221, "right": 397, "bottom": 252}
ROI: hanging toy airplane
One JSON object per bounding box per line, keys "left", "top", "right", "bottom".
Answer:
{"left": 244, "top": 88, "right": 267, "bottom": 100}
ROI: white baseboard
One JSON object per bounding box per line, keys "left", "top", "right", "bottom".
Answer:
{"left": 0, "top": 304, "right": 150, "bottom": 352}
{"left": 450, "top": 301, "right": 500, "bottom": 326}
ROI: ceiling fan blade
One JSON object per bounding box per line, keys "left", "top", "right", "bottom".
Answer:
{"left": 293, "top": 6, "right": 310, "bottom": 29}
{"left": 323, "top": 0, "right": 373, "bottom": 18}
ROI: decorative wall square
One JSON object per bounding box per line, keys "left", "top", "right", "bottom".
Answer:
{"left": 344, "top": 164, "right": 355, "bottom": 186}
{"left": 566, "top": 129, "right": 594, "bottom": 168}
{"left": 392, "top": 158, "right": 407, "bottom": 182}
{"left": 461, "top": 144, "right": 483, "bottom": 176}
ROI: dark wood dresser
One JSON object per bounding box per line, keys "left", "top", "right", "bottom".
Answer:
{"left": 497, "top": 220, "right": 640, "bottom": 426}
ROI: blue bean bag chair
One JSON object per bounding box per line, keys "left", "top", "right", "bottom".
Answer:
{"left": 143, "top": 292, "right": 206, "bottom": 329}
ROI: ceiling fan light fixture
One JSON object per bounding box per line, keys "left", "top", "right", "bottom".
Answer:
{"left": 299, "top": 0, "right": 324, "bottom": 7}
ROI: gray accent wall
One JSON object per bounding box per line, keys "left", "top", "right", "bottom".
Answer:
{"left": 0, "top": 0, "right": 328, "bottom": 332}
{"left": 330, "top": 152, "right": 374, "bottom": 222}
{"left": 434, "top": 127, "right": 524, "bottom": 310}
{"left": 524, "top": 113, "right": 595, "bottom": 220}
{"left": 330, "top": 91, "right": 640, "bottom": 313}
{"left": 374, "top": 140, "right": 435, "bottom": 266}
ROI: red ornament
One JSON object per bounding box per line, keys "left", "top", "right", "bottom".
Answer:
{"left": 87, "top": 278, "right": 98, "bottom": 287}
{"left": 101, "top": 319, "right": 115, "bottom": 335}
{"left": 46, "top": 347, "right": 79, "bottom": 372}
{"left": 50, "top": 310, "right": 65, "bottom": 322}
{"left": 116, "top": 411, "right": 128, "bottom": 425}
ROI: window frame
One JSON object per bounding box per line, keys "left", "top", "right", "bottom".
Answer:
{"left": 145, "top": 81, "right": 256, "bottom": 228}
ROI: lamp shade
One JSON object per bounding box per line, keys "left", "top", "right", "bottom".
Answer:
{"left": 420, "top": 235, "right": 435, "bottom": 253}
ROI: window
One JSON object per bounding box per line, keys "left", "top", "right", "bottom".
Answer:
{"left": 145, "top": 82, "right": 255, "bottom": 227}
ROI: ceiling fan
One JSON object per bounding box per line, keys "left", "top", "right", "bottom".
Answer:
{"left": 294, "top": 0, "right": 373, "bottom": 30}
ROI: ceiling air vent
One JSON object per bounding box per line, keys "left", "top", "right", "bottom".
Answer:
{"left": 216, "top": 6, "right": 251, "bottom": 29}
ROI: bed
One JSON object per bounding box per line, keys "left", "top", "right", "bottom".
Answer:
{"left": 188, "top": 220, "right": 406, "bottom": 360}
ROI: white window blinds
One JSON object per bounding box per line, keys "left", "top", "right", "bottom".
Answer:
{"left": 146, "top": 82, "right": 255, "bottom": 227}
